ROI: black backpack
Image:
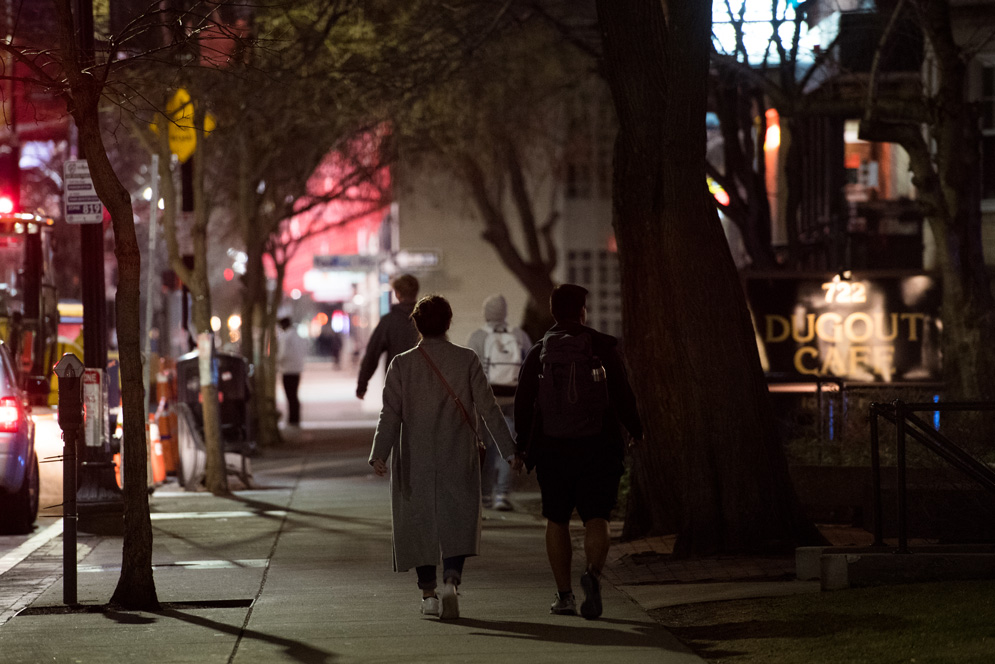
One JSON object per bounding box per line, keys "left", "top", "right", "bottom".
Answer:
{"left": 537, "top": 330, "right": 609, "bottom": 438}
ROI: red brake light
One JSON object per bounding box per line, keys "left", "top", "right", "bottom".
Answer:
{"left": 0, "top": 196, "right": 14, "bottom": 214}
{"left": 0, "top": 396, "right": 20, "bottom": 433}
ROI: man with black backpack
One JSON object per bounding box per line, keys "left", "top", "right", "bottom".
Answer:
{"left": 467, "top": 294, "right": 531, "bottom": 511}
{"left": 513, "top": 284, "right": 642, "bottom": 620}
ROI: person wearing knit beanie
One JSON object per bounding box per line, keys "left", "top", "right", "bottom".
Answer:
{"left": 483, "top": 294, "right": 508, "bottom": 323}
{"left": 467, "top": 294, "right": 532, "bottom": 511}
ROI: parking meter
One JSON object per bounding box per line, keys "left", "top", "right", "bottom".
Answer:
{"left": 54, "top": 353, "right": 84, "bottom": 606}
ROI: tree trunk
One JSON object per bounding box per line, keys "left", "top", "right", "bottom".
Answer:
{"left": 598, "top": 0, "right": 822, "bottom": 554}
{"left": 924, "top": 2, "right": 995, "bottom": 401}
{"left": 54, "top": 0, "right": 159, "bottom": 611}
{"left": 862, "top": 0, "right": 995, "bottom": 401}
{"left": 241, "top": 223, "right": 280, "bottom": 447}
{"left": 192, "top": 107, "right": 228, "bottom": 494}
{"left": 241, "top": 240, "right": 281, "bottom": 448}
{"left": 931, "top": 108, "right": 995, "bottom": 402}
{"left": 259, "top": 252, "right": 284, "bottom": 448}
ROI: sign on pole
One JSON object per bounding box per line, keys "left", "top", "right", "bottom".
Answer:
{"left": 394, "top": 249, "right": 441, "bottom": 270}
{"left": 312, "top": 254, "right": 380, "bottom": 271}
{"left": 64, "top": 160, "right": 104, "bottom": 224}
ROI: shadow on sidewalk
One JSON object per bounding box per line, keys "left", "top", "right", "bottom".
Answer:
{"left": 446, "top": 616, "right": 685, "bottom": 650}
{"left": 105, "top": 608, "right": 339, "bottom": 664}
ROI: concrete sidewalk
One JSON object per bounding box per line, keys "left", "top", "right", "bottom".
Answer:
{"left": 0, "top": 427, "right": 705, "bottom": 664}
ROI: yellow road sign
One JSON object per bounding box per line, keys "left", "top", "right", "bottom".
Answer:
{"left": 152, "top": 89, "right": 217, "bottom": 163}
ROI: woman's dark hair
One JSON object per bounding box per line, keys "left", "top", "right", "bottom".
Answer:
{"left": 410, "top": 295, "right": 452, "bottom": 338}
{"left": 550, "top": 284, "right": 588, "bottom": 323}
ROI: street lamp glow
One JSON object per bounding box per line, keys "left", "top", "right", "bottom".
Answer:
{"left": 211, "top": 316, "right": 221, "bottom": 332}
{"left": 142, "top": 187, "right": 153, "bottom": 201}
{"left": 228, "top": 314, "right": 241, "bottom": 331}
{"left": 765, "top": 123, "right": 780, "bottom": 150}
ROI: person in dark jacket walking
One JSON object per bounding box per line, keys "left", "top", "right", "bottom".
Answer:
{"left": 513, "top": 284, "right": 643, "bottom": 620}
{"left": 356, "top": 274, "right": 420, "bottom": 400}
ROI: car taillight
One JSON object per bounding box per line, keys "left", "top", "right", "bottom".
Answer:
{"left": 0, "top": 396, "right": 20, "bottom": 433}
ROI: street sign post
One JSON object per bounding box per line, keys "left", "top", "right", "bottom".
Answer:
{"left": 394, "top": 249, "right": 441, "bottom": 270}
{"left": 312, "top": 254, "right": 380, "bottom": 270}
{"left": 63, "top": 160, "right": 103, "bottom": 224}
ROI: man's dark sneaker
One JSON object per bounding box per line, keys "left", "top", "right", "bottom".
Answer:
{"left": 580, "top": 572, "right": 602, "bottom": 619}
{"left": 550, "top": 592, "right": 577, "bottom": 615}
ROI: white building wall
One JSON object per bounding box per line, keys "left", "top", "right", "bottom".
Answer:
{"left": 393, "top": 162, "right": 544, "bottom": 347}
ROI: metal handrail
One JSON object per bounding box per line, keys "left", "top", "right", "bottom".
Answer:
{"left": 869, "top": 400, "right": 995, "bottom": 553}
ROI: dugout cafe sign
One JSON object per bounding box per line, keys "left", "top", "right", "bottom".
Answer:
{"left": 746, "top": 273, "right": 942, "bottom": 382}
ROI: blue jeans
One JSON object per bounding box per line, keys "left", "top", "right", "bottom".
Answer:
{"left": 482, "top": 410, "right": 513, "bottom": 500}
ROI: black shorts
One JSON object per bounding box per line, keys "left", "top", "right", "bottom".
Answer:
{"left": 535, "top": 441, "right": 624, "bottom": 524}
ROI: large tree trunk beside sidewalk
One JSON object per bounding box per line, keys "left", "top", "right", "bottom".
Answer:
{"left": 598, "top": 1, "right": 823, "bottom": 555}
{"left": 56, "top": 0, "right": 159, "bottom": 608}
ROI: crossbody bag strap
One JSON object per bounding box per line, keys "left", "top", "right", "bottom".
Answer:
{"left": 418, "top": 345, "right": 476, "bottom": 434}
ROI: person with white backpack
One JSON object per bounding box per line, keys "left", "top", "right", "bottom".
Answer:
{"left": 467, "top": 294, "right": 531, "bottom": 511}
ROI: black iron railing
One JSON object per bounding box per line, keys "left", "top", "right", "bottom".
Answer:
{"left": 869, "top": 400, "right": 995, "bottom": 552}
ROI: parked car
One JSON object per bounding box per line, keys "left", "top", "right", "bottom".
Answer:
{"left": 0, "top": 340, "right": 39, "bottom": 534}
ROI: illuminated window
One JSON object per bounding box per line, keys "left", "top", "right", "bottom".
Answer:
{"left": 566, "top": 249, "right": 622, "bottom": 336}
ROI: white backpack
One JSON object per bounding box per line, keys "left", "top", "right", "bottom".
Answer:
{"left": 483, "top": 326, "right": 522, "bottom": 388}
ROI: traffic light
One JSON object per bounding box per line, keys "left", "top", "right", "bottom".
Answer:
{"left": 0, "top": 144, "right": 21, "bottom": 214}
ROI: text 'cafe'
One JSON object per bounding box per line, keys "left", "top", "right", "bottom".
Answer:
{"left": 746, "top": 273, "right": 941, "bottom": 383}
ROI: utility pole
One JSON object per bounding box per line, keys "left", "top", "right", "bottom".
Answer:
{"left": 75, "top": 0, "right": 103, "bottom": 370}
{"left": 73, "top": 0, "right": 122, "bottom": 531}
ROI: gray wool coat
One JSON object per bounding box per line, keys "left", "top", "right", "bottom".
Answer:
{"left": 369, "top": 336, "right": 517, "bottom": 572}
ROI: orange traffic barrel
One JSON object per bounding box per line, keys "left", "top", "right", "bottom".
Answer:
{"left": 156, "top": 400, "right": 179, "bottom": 474}
{"left": 147, "top": 416, "right": 167, "bottom": 486}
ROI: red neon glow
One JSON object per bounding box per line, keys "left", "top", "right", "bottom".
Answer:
{"left": 272, "top": 127, "right": 392, "bottom": 298}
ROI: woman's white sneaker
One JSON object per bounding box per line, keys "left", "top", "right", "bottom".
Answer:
{"left": 420, "top": 596, "right": 440, "bottom": 616}
{"left": 439, "top": 580, "right": 460, "bottom": 619}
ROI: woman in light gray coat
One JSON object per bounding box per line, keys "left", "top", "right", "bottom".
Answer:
{"left": 370, "top": 295, "right": 517, "bottom": 620}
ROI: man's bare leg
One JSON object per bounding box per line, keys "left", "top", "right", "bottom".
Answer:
{"left": 583, "top": 517, "right": 610, "bottom": 575}
{"left": 546, "top": 520, "right": 573, "bottom": 592}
